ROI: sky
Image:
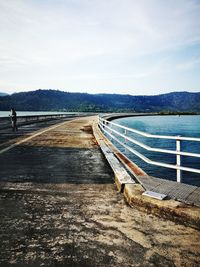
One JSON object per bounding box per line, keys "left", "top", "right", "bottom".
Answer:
{"left": 0, "top": 0, "right": 200, "bottom": 95}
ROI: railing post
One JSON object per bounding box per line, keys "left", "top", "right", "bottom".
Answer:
{"left": 109, "top": 122, "right": 112, "bottom": 141}
{"left": 124, "top": 128, "right": 128, "bottom": 152}
{"left": 176, "top": 137, "right": 182, "bottom": 183}
{"left": 124, "top": 129, "right": 127, "bottom": 143}
{"left": 101, "top": 118, "right": 105, "bottom": 130}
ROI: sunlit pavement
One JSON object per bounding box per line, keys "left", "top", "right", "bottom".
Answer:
{"left": 0, "top": 116, "right": 199, "bottom": 267}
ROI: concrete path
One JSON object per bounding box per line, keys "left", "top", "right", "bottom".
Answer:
{"left": 0, "top": 116, "right": 200, "bottom": 267}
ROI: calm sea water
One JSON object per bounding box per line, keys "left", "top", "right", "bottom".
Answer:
{"left": 112, "top": 115, "right": 200, "bottom": 186}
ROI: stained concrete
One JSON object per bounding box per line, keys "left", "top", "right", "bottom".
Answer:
{"left": 0, "top": 116, "right": 200, "bottom": 266}
{"left": 0, "top": 146, "right": 113, "bottom": 184}
{"left": 0, "top": 117, "right": 74, "bottom": 151}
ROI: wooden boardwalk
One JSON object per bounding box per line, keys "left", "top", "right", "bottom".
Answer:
{"left": 0, "top": 116, "right": 200, "bottom": 267}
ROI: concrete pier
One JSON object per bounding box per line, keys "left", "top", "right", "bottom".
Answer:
{"left": 0, "top": 115, "right": 200, "bottom": 266}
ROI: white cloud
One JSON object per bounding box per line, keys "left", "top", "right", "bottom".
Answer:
{"left": 175, "top": 58, "right": 200, "bottom": 70}
{"left": 0, "top": 0, "right": 200, "bottom": 94}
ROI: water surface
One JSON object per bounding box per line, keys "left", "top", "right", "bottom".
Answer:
{"left": 112, "top": 115, "right": 200, "bottom": 186}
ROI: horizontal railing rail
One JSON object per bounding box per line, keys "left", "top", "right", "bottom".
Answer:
{"left": 0, "top": 113, "right": 79, "bottom": 130}
{"left": 99, "top": 116, "right": 200, "bottom": 183}
{"left": 0, "top": 112, "right": 96, "bottom": 130}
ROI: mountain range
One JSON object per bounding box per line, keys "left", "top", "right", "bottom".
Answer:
{"left": 0, "top": 89, "right": 199, "bottom": 113}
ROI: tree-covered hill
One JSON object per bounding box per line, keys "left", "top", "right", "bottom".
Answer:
{"left": 0, "top": 89, "right": 199, "bottom": 112}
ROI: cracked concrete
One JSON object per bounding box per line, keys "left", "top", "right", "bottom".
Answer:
{"left": 0, "top": 116, "right": 199, "bottom": 266}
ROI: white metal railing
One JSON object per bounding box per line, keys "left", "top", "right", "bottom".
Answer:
{"left": 99, "top": 116, "right": 200, "bottom": 183}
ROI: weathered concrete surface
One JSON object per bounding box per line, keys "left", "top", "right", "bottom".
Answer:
{"left": 0, "top": 117, "right": 75, "bottom": 151}
{"left": 0, "top": 116, "right": 200, "bottom": 266}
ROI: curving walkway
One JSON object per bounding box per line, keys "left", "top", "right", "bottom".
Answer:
{"left": 0, "top": 116, "right": 199, "bottom": 267}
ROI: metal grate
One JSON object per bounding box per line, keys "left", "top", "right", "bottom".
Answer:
{"left": 138, "top": 175, "right": 200, "bottom": 206}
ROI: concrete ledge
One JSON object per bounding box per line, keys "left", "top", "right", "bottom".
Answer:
{"left": 124, "top": 184, "right": 200, "bottom": 230}
{"left": 92, "top": 117, "right": 200, "bottom": 230}
{"left": 92, "top": 119, "right": 135, "bottom": 193}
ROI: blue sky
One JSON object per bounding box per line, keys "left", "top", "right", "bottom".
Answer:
{"left": 0, "top": 0, "right": 200, "bottom": 95}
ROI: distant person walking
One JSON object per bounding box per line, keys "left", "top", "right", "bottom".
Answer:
{"left": 10, "top": 108, "right": 18, "bottom": 132}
